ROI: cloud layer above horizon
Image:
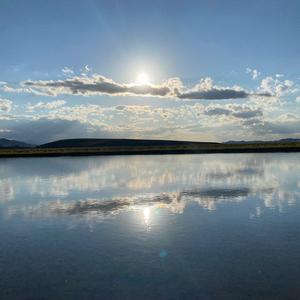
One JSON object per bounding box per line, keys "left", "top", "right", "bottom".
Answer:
{"left": 17, "top": 75, "right": 272, "bottom": 100}
{"left": 0, "top": 68, "right": 299, "bottom": 144}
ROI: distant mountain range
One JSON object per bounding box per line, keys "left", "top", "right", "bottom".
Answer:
{"left": 0, "top": 137, "right": 299, "bottom": 148}
{"left": 0, "top": 138, "right": 35, "bottom": 148}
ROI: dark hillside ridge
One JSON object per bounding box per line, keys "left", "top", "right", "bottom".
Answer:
{"left": 40, "top": 138, "right": 219, "bottom": 148}
{"left": 1, "top": 138, "right": 299, "bottom": 157}
{"left": 0, "top": 138, "right": 35, "bottom": 148}
{"left": 225, "top": 138, "right": 300, "bottom": 144}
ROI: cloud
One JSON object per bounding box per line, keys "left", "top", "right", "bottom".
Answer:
{"left": 0, "top": 100, "right": 267, "bottom": 143}
{"left": 23, "top": 75, "right": 172, "bottom": 98}
{"left": 20, "top": 75, "right": 270, "bottom": 100}
{"left": 259, "top": 76, "right": 294, "bottom": 97}
{"left": 243, "top": 113, "right": 300, "bottom": 137}
{"left": 80, "top": 65, "right": 92, "bottom": 74}
{"left": 204, "top": 104, "right": 263, "bottom": 120}
{"left": 61, "top": 67, "right": 74, "bottom": 75}
{"left": 177, "top": 77, "right": 252, "bottom": 99}
{"left": 1, "top": 99, "right": 299, "bottom": 144}
{"left": 246, "top": 68, "right": 261, "bottom": 80}
{"left": 27, "top": 100, "right": 66, "bottom": 112}
{"left": 1, "top": 118, "right": 113, "bottom": 144}
{"left": 0, "top": 98, "right": 12, "bottom": 112}
{"left": 2, "top": 84, "right": 51, "bottom": 96}
{"left": 254, "top": 120, "right": 300, "bottom": 135}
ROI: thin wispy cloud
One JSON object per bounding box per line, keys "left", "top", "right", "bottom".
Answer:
{"left": 27, "top": 100, "right": 66, "bottom": 112}
{"left": 246, "top": 68, "right": 261, "bottom": 80}
{"left": 61, "top": 67, "right": 74, "bottom": 75}
{"left": 2, "top": 84, "right": 51, "bottom": 96}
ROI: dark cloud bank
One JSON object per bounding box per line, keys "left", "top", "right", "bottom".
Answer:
{"left": 23, "top": 75, "right": 271, "bottom": 100}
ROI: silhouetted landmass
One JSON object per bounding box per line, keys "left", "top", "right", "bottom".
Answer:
{"left": 39, "top": 138, "right": 218, "bottom": 148}
{"left": 0, "top": 138, "right": 35, "bottom": 148}
{"left": 0, "top": 137, "right": 299, "bottom": 157}
{"left": 225, "top": 138, "right": 300, "bottom": 144}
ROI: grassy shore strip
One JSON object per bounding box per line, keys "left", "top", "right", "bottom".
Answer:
{"left": 0, "top": 142, "right": 300, "bottom": 157}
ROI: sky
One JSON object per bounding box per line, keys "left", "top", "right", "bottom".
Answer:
{"left": 0, "top": 0, "right": 299, "bottom": 144}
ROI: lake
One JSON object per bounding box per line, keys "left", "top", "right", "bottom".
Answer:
{"left": 0, "top": 153, "right": 300, "bottom": 299}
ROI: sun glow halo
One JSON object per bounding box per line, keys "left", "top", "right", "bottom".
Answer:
{"left": 136, "top": 72, "right": 150, "bottom": 85}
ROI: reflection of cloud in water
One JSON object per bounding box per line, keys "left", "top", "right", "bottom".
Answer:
{"left": 8, "top": 187, "right": 251, "bottom": 220}
{"left": 182, "top": 187, "right": 250, "bottom": 198}
{"left": 2, "top": 154, "right": 300, "bottom": 220}
{"left": 0, "top": 179, "right": 14, "bottom": 202}
{"left": 0, "top": 156, "right": 267, "bottom": 198}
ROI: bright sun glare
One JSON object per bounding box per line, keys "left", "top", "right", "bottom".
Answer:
{"left": 143, "top": 207, "right": 151, "bottom": 227}
{"left": 136, "top": 72, "right": 150, "bottom": 85}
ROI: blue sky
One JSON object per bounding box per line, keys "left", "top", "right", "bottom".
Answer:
{"left": 0, "top": 0, "right": 299, "bottom": 144}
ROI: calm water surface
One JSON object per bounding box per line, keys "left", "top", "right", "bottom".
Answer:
{"left": 0, "top": 153, "right": 300, "bottom": 299}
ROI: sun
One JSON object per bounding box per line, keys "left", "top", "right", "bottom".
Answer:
{"left": 136, "top": 72, "right": 150, "bottom": 85}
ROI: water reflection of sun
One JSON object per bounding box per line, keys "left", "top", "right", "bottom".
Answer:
{"left": 143, "top": 207, "right": 151, "bottom": 227}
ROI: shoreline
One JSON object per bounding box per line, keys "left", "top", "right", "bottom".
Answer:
{"left": 0, "top": 143, "right": 299, "bottom": 158}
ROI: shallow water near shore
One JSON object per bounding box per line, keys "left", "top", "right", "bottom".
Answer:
{"left": 0, "top": 153, "right": 300, "bottom": 299}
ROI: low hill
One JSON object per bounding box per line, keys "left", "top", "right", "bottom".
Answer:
{"left": 40, "top": 138, "right": 219, "bottom": 148}
{"left": 0, "top": 138, "right": 35, "bottom": 148}
{"left": 225, "top": 138, "right": 300, "bottom": 144}
{"left": 1, "top": 138, "right": 299, "bottom": 157}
